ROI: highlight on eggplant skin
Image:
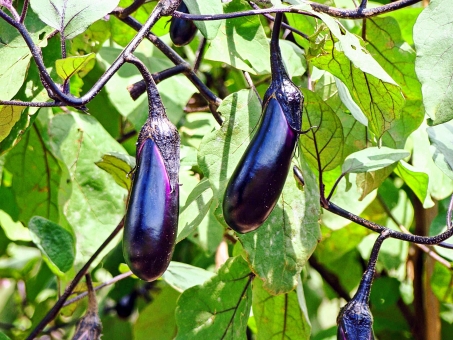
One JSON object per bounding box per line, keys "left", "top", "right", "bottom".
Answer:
{"left": 222, "top": 97, "right": 298, "bottom": 234}
{"left": 123, "top": 137, "right": 179, "bottom": 282}
{"left": 169, "top": 1, "right": 198, "bottom": 47}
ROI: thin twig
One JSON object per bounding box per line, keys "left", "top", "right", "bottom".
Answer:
{"left": 377, "top": 195, "right": 451, "bottom": 269}
{"left": 243, "top": 71, "right": 262, "bottom": 105}
{"left": 193, "top": 36, "right": 207, "bottom": 73}
{"left": 63, "top": 272, "right": 133, "bottom": 307}
{"left": 117, "top": 0, "right": 148, "bottom": 19}
{"left": 19, "top": 0, "right": 29, "bottom": 23}
{"left": 173, "top": 0, "right": 421, "bottom": 21}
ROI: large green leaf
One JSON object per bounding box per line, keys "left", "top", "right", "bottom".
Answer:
{"left": 198, "top": 89, "right": 320, "bottom": 293}
{"left": 4, "top": 117, "right": 67, "bottom": 224}
{"left": 0, "top": 9, "right": 52, "bottom": 102}
{"left": 175, "top": 256, "right": 254, "bottom": 340}
{"left": 414, "top": 0, "right": 453, "bottom": 124}
{"left": 28, "top": 216, "right": 76, "bottom": 276}
{"left": 427, "top": 121, "right": 453, "bottom": 181}
{"left": 204, "top": 0, "right": 270, "bottom": 75}
{"left": 30, "top": 0, "right": 120, "bottom": 39}
{"left": 366, "top": 17, "right": 424, "bottom": 148}
{"left": 300, "top": 89, "right": 344, "bottom": 172}
{"left": 252, "top": 279, "right": 311, "bottom": 339}
{"left": 49, "top": 112, "right": 127, "bottom": 266}
{"left": 394, "top": 161, "right": 433, "bottom": 208}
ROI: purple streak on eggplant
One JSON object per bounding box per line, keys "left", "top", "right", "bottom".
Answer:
{"left": 222, "top": 13, "right": 302, "bottom": 233}
{"left": 123, "top": 137, "right": 179, "bottom": 282}
{"left": 170, "top": 1, "right": 198, "bottom": 47}
{"left": 336, "top": 232, "right": 389, "bottom": 340}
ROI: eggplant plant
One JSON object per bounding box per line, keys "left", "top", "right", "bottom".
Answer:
{"left": 222, "top": 13, "right": 303, "bottom": 234}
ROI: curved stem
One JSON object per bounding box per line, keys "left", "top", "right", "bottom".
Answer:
{"left": 173, "top": 0, "right": 421, "bottom": 21}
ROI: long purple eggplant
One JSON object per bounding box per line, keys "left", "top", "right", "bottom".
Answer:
{"left": 123, "top": 137, "right": 178, "bottom": 282}
{"left": 123, "top": 62, "right": 180, "bottom": 282}
{"left": 222, "top": 13, "right": 303, "bottom": 234}
{"left": 170, "top": 1, "right": 198, "bottom": 47}
{"left": 337, "top": 233, "right": 389, "bottom": 339}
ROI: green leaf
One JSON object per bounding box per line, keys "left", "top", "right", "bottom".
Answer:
{"left": 430, "top": 262, "right": 453, "bottom": 304}
{"left": 427, "top": 122, "right": 453, "bottom": 181}
{"left": 285, "top": 13, "right": 316, "bottom": 50}
{"left": 28, "top": 216, "right": 76, "bottom": 276}
{"left": 300, "top": 89, "right": 344, "bottom": 172}
{"left": 384, "top": 8, "right": 423, "bottom": 47}
{"left": 198, "top": 89, "right": 320, "bottom": 293}
{"left": 0, "top": 244, "right": 41, "bottom": 279}
{"left": 162, "top": 261, "right": 215, "bottom": 293}
{"left": 175, "top": 256, "right": 253, "bottom": 340}
{"left": 252, "top": 279, "right": 311, "bottom": 339}
{"left": 366, "top": 17, "right": 424, "bottom": 147}
{"left": 204, "top": 0, "right": 270, "bottom": 75}
{"left": 0, "top": 331, "right": 11, "bottom": 340}
{"left": 134, "top": 284, "right": 180, "bottom": 340}
{"left": 30, "top": 0, "right": 120, "bottom": 39}
{"left": 0, "top": 106, "right": 25, "bottom": 143}
{"left": 394, "top": 161, "right": 433, "bottom": 208}
{"left": 412, "top": 122, "right": 453, "bottom": 200}
{"left": 184, "top": 0, "right": 223, "bottom": 40}
{"left": 95, "top": 152, "right": 135, "bottom": 190}
{"left": 280, "top": 40, "right": 307, "bottom": 78}
{"left": 55, "top": 53, "right": 96, "bottom": 81}
{"left": 342, "top": 147, "right": 409, "bottom": 174}
{"left": 414, "top": 0, "right": 453, "bottom": 124}
{"left": 49, "top": 112, "right": 127, "bottom": 266}
{"left": 4, "top": 117, "right": 66, "bottom": 223}
{"left": 0, "top": 9, "right": 52, "bottom": 101}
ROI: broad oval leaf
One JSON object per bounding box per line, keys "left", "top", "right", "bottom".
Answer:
{"left": 342, "top": 147, "right": 409, "bottom": 174}
{"left": 30, "top": 0, "right": 119, "bottom": 39}
{"left": 414, "top": 0, "right": 453, "bottom": 124}
{"left": 55, "top": 53, "right": 96, "bottom": 81}
{"left": 28, "top": 216, "right": 76, "bottom": 276}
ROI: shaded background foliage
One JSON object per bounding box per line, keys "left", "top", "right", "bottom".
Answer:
{"left": 1, "top": 0, "right": 453, "bottom": 339}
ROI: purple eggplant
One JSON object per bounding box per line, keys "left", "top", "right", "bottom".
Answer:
{"left": 170, "top": 1, "right": 198, "bottom": 47}
{"left": 123, "top": 136, "right": 179, "bottom": 282}
{"left": 222, "top": 13, "right": 303, "bottom": 234}
{"left": 336, "top": 233, "right": 389, "bottom": 339}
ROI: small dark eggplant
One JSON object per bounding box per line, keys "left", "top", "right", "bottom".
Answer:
{"left": 170, "top": 1, "right": 198, "bottom": 47}
{"left": 123, "top": 134, "right": 179, "bottom": 282}
{"left": 222, "top": 13, "right": 303, "bottom": 234}
{"left": 337, "top": 232, "right": 389, "bottom": 339}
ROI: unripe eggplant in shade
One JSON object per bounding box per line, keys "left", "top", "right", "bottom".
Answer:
{"left": 222, "top": 13, "right": 303, "bottom": 234}
{"left": 170, "top": 1, "right": 198, "bottom": 47}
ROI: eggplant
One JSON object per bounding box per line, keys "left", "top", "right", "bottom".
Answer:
{"left": 123, "top": 136, "right": 179, "bottom": 282}
{"left": 336, "top": 233, "right": 389, "bottom": 339}
{"left": 170, "top": 1, "right": 198, "bottom": 47}
{"left": 222, "top": 13, "right": 303, "bottom": 234}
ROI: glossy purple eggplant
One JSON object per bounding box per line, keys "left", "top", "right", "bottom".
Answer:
{"left": 222, "top": 13, "right": 302, "bottom": 234}
{"left": 223, "top": 97, "right": 298, "bottom": 233}
{"left": 123, "top": 136, "right": 179, "bottom": 282}
{"left": 170, "top": 1, "right": 198, "bottom": 47}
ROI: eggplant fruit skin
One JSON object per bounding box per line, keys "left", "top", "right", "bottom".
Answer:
{"left": 170, "top": 2, "right": 198, "bottom": 47}
{"left": 123, "top": 137, "right": 179, "bottom": 282}
{"left": 223, "top": 97, "right": 298, "bottom": 234}
{"left": 336, "top": 300, "right": 374, "bottom": 340}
